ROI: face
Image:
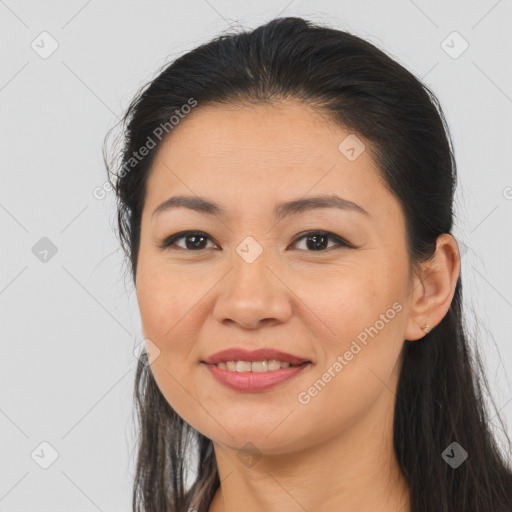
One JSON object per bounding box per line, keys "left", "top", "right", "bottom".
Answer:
{"left": 135, "top": 100, "right": 415, "bottom": 454}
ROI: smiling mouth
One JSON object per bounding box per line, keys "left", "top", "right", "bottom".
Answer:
{"left": 206, "top": 360, "right": 311, "bottom": 372}
{"left": 202, "top": 360, "right": 312, "bottom": 392}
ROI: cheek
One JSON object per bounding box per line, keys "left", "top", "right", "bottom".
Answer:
{"left": 136, "top": 285, "right": 203, "bottom": 429}
{"left": 135, "top": 258, "right": 212, "bottom": 426}
{"left": 135, "top": 252, "right": 198, "bottom": 338}
{"left": 300, "top": 263, "right": 406, "bottom": 401}
{"left": 300, "top": 261, "right": 400, "bottom": 341}
{"left": 294, "top": 306, "right": 405, "bottom": 443}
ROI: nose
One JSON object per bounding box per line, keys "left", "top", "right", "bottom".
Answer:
{"left": 212, "top": 251, "right": 293, "bottom": 330}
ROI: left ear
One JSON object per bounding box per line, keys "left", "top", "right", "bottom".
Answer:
{"left": 404, "top": 233, "right": 461, "bottom": 341}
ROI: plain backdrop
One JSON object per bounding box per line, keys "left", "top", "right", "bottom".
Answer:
{"left": 1, "top": 0, "right": 511, "bottom": 510}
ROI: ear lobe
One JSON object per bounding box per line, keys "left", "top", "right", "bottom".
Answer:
{"left": 404, "top": 234, "right": 461, "bottom": 341}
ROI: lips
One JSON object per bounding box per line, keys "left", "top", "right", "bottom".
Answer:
{"left": 202, "top": 347, "right": 311, "bottom": 366}
{"left": 205, "top": 363, "right": 310, "bottom": 392}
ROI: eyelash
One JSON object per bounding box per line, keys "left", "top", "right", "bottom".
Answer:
{"left": 157, "top": 230, "right": 353, "bottom": 253}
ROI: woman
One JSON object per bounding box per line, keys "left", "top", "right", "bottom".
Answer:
{"left": 103, "top": 16, "right": 512, "bottom": 512}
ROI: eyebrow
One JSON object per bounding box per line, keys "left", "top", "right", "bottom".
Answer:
{"left": 152, "top": 193, "right": 370, "bottom": 220}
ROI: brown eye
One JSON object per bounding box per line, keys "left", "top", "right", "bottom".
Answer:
{"left": 290, "top": 231, "right": 351, "bottom": 252}
{"left": 159, "top": 231, "right": 216, "bottom": 251}
{"left": 158, "top": 230, "right": 352, "bottom": 252}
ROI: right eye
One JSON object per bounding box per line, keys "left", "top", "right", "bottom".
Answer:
{"left": 158, "top": 231, "right": 217, "bottom": 251}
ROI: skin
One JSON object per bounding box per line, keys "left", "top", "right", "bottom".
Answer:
{"left": 135, "top": 100, "right": 461, "bottom": 512}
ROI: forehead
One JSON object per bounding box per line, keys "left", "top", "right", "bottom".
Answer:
{"left": 154, "top": 101, "right": 363, "bottom": 167}
{"left": 144, "top": 101, "right": 399, "bottom": 226}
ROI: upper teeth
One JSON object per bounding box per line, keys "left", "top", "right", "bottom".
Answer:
{"left": 216, "top": 360, "right": 296, "bottom": 372}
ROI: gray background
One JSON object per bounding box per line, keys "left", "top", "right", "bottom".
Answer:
{"left": 1, "top": 0, "right": 511, "bottom": 510}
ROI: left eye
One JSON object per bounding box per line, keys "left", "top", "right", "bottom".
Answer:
{"left": 158, "top": 230, "right": 352, "bottom": 252}
{"left": 292, "top": 231, "right": 351, "bottom": 251}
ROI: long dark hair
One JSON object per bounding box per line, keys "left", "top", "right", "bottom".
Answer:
{"left": 103, "top": 16, "right": 512, "bottom": 512}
